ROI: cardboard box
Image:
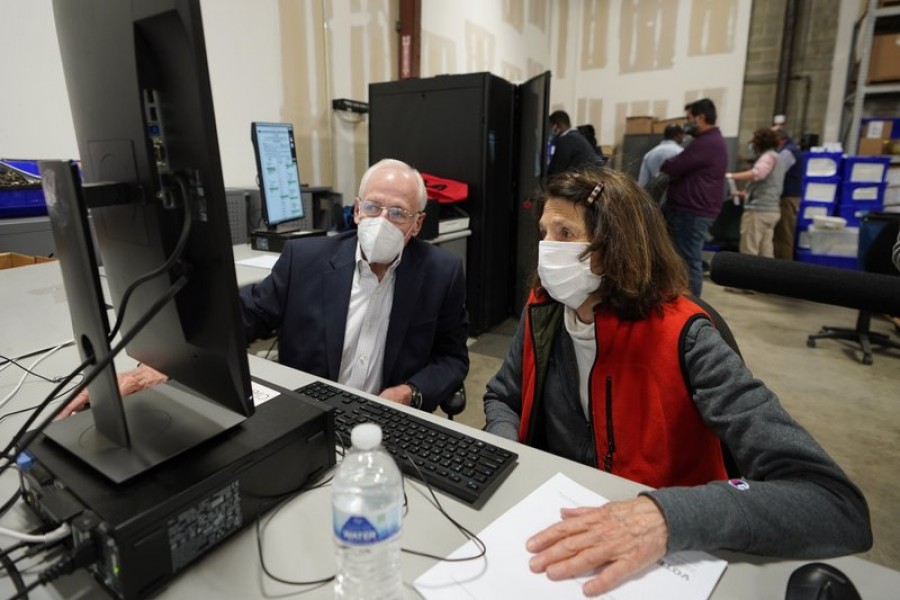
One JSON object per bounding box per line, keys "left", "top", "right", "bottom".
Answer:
{"left": 868, "top": 33, "right": 900, "bottom": 83}
{"left": 0, "top": 252, "right": 55, "bottom": 270}
{"left": 652, "top": 117, "right": 685, "bottom": 134}
{"left": 862, "top": 119, "right": 893, "bottom": 140}
{"left": 625, "top": 116, "right": 655, "bottom": 135}
{"left": 857, "top": 137, "right": 889, "bottom": 156}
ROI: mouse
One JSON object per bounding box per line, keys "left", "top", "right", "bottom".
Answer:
{"left": 785, "top": 562, "right": 862, "bottom": 600}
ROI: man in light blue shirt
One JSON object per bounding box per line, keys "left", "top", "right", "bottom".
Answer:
{"left": 638, "top": 124, "right": 685, "bottom": 188}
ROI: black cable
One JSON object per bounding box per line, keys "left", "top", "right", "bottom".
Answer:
{"left": 397, "top": 452, "right": 487, "bottom": 563}
{"left": 0, "top": 542, "right": 27, "bottom": 598}
{"left": 0, "top": 275, "right": 189, "bottom": 474}
{"left": 264, "top": 336, "right": 279, "bottom": 360}
{"left": 0, "top": 489, "right": 21, "bottom": 521}
{"left": 0, "top": 378, "right": 84, "bottom": 430}
{"left": 0, "top": 355, "right": 63, "bottom": 384}
{"left": 5, "top": 539, "right": 98, "bottom": 600}
{"left": 0, "top": 341, "right": 75, "bottom": 368}
{"left": 106, "top": 175, "right": 193, "bottom": 343}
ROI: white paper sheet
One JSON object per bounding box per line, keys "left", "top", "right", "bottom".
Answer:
{"left": 235, "top": 255, "right": 279, "bottom": 270}
{"left": 414, "top": 473, "right": 727, "bottom": 600}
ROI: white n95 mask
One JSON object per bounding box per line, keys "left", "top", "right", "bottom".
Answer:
{"left": 358, "top": 217, "right": 406, "bottom": 264}
{"left": 537, "top": 240, "right": 603, "bottom": 310}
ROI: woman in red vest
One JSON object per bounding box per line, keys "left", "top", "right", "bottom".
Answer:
{"left": 483, "top": 168, "right": 870, "bottom": 597}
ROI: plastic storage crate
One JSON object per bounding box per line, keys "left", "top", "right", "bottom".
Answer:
{"left": 801, "top": 176, "right": 841, "bottom": 204}
{"left": 1, "top": 160, "right": 46, "bottom": 218}
{"left": 798, "top": 200, "right": 835, "bottom": 229}
{"left": 795, "top": 249, "right": 859, "bottom": 270}
{"left": 807, "top": 225, "right": 859, "bottom": 257}
{"left": 843, "top": 155, "right": 891, "bottom": 184}
{"left": 803, "top": 152, "right": 843, "bottom": 178}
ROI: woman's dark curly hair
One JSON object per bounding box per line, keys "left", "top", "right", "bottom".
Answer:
{"left": 534, "top": 167, "right": 689, "bottom": 320}
{"left": 751, "top": 128, "right": 779, "bottom": 153}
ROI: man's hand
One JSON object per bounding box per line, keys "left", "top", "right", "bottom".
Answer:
{"left": 526, "top": 496, "right": 669, "bottom": 597}
{"left": 378, "top": 384, "right": 413, "bottom": 406}
{"left": 55, "top": 364, "right": 169, "bottom": 420}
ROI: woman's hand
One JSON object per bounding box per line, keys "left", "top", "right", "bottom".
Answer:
{"left": 526, "top": 496, "right": 669, "bottom": 597}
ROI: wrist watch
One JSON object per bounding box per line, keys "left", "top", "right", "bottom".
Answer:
{"left": 407, "top": 383, "right": 423, "bottom": 410}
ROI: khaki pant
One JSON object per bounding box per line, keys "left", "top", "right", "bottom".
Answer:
{"left": 740, "top": 210, "right": 781, "bottom": 258}
{"left": 773, "top": 196, "right": 800, "bottom": 260}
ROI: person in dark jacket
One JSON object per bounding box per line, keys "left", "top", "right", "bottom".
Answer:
{"left": 773, "top": 129, "right": 803, "bottom": 260}
{"left": 484, "top": 167, "right": 872, "bottom": 598}
{"left": 548, "top": 111, "right": 602, "bottom": 175}
{"left": 660, "top": 98, "right": 728, "bottom": 296}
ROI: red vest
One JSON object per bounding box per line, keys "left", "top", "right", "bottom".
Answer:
{"left": 519, "top": 292, "right": 727, "bottom": 488}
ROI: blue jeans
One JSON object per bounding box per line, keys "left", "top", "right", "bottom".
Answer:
{"left": 665, "top": 206, "right": 715, "bottom": 297}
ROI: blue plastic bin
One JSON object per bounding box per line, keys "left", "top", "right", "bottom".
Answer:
{"left": 0, "top": 159, "right": 47, "bottom": 218}
{"left": 803, "top": 152, "right": 843, "bottom": 178}
{"left": 795, "top": 249, "right": 859, "bottom": 270}
{"left": 801, "top": 176, "right": 841, "bottom": 204}
{"left": 843, "top": 155, "right": 891, "bottom": 184}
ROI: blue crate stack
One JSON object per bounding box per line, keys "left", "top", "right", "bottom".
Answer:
{"left": 795, "top": 148, "right": 891, "bottom": 270}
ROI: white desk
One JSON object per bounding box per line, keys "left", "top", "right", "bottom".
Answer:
{"left": 1, "top": 261, "right": 898, "bottom": 600}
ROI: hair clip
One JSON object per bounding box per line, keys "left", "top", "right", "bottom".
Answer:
{"left": 586, "top": 182, "right": 604, "bottom": 205}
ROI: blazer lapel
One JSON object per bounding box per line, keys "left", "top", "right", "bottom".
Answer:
{"left": 383, "top": 240, "right": 425, "bottom": 383}
{"left": 323, "top": 236, "right": 357, "bottom": 380}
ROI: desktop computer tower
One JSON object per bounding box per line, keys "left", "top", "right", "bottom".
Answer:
{"left": 369, "top": 72, "right": 550, "bottom": 334}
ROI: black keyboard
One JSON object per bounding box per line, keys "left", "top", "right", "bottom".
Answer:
{"left": 295, "top": 381, "right": 517, "bottom": 508}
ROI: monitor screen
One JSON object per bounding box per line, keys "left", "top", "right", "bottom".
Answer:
{"left": 251, "top": 122, "right": 304, "bottom": 227}
{"left": 45, "top": 0, "right": 255, "bottom": 482}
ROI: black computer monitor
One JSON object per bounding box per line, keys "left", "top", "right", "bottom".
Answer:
{"left": 251, "top": 122, "right": 305, "bottom": 229}
{"left": 42, "top": 0, "right": 255, "bottom": 483}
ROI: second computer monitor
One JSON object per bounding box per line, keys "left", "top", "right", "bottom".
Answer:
{"left": 251, "top": 122, "right": 304, "bottom": 229}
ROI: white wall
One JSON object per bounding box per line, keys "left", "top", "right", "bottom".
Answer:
{"left": 0, "top": 0, "right": 292, "bottom": 189}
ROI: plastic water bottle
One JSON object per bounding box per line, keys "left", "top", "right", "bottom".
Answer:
{"left": 332, "top": 423, "right": 404, "bottom": 600}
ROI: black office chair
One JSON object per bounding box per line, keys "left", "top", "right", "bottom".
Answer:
{"left": 690, "top": 295, "right": 742, "bottom": 479}
{"left": 806, "top": 214, "right": 900, "bottom": 365}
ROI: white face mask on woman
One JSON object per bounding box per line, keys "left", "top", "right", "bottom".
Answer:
{"left": 357, "top": 216, "right": 407, "bottom": 264}
{"left": 537, "top": 240, "right": 603, "bottom": 310}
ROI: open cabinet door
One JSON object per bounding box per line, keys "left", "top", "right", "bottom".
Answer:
{"left": 513, "top": 71, "right": 551, "bottom": 315}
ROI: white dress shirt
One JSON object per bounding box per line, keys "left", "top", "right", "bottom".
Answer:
{"left": 337, "top": 243, "right": 400, "bottom": 394}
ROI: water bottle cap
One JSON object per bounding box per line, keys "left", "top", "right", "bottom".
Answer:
{"left": 350, "top": 423, "right": 382, "bottom": 450}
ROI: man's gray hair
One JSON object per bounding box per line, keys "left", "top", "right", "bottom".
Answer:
{"left": 358, "top": 159, "right": 428, "bottom": 211}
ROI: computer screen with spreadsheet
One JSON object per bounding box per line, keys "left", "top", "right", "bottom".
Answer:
{"left": 251, "top": 122, "right": 305, "bottom": 228}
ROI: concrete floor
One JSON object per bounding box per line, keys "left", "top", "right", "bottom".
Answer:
{"left": 447, "top": 278, "right": 900, "bottom": 572}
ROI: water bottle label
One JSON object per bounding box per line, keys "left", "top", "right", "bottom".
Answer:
{"left": 333, "top": 507, "right": 401, "bottom": 546}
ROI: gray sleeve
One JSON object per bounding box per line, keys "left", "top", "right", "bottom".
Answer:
{"left": 646, "top": 319, "right": 872, "bottom": 558}
{"left": 482, "top": 315, "right": 527, "bottom": 441}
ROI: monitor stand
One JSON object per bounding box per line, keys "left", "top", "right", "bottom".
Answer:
{"left": 43, "top": 382, "right": 245, "bottom": 484}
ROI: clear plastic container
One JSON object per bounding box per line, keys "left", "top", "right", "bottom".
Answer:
{"left": 332, "top": 423, "right": 404, "bottom": 600}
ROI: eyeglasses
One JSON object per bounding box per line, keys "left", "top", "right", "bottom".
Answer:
{"left": 358, "top": 198, "right": 420, "bottom": 225}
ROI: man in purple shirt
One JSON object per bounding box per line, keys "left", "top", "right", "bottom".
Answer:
{"left": 660, "top": 98, "right": 728, "bottom": 296}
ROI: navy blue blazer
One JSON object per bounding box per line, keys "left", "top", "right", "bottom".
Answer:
{"left": 239, "top": 231, "right": 469, "bottom": 411}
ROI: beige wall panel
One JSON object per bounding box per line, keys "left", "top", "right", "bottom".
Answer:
{"left": 503, "top": 0, "right": 525, "bottom": 33}
{"left": 423, "top": 31, "right": 458, "bottom": 75}
{"left": 280, "top": 0, "right": 331, "bottom": 187}
{"left": 652, "top": 99, "right": 668, "bottom": 118}
{"left": 527, "top": 58, "right": 546, "bottom": 79}
{"left": 528, "top": 0, "right": 550, "bottom": 31}
{"left": 580, "top": 0, "right": 610, "bottom": 70}
{"left": 555, "top": 0, "right": 570, "bottom": 79}
{"left": 576, "top": 98, "right": 604, "bottom": 139}
{"left": 465, "top": 20, "right": 497, "bottom": 72}
{"left": 688, "top": 0, "right": 738, "bottom": 56}
{"left": 619, "top": 0, "right": 677, "bottom": 73}
{"left": 502, "top": 61, "right": 525, "bottom": 83}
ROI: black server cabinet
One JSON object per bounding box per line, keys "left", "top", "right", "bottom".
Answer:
{"left": 369, "top": 72, "right": 549, "bottom": 335}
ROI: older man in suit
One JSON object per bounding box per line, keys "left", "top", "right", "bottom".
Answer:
{"left": 240, "top": 158, "right": 469, "bottom": 411}
{"left": 60, "top": 159, "right": 469, "bottom": 416}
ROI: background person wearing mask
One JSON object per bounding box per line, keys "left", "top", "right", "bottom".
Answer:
{"left": 60, "top": 159, "right": 469, "bottom": 417}
{"left": 482, "top": 168, "right": 871, "bottom": 598}
{"left": 660, "top": 98, "right": 729, "bottom": 296}
{"left": 548, "top": 110, "right": 603, "bottom": 175}
{"left": 727, "top": 128, "right": 786, "bottom": 258}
